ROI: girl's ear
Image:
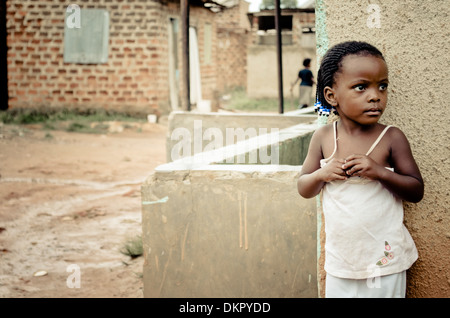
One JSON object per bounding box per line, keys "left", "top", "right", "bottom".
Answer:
{"left": 323, "top": 86, "right": 338, "bottom": 107}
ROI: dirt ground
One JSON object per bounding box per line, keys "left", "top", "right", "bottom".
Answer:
{"left": 0, "top": 120, "right": 167, "bottom": 298}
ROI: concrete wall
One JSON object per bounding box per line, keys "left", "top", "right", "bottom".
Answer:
{"left": 165, "top": 111, "right": 315, "bottom": 162}
{"left": 141, "top": 114, "right": 319, "bottom": 297}
{"left": 316, "top": 0, "right": 450, "bottom": 298}
{"left": 141, "top": 167, "right": 317, "bottom": 298}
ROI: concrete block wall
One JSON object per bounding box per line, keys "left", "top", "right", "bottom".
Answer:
{"left": 141, "top": 167, "right": 318, "bottom": 298}
{"left": 165, "top": 111, "right": 316, "bottom": 163}
{"left": 141, "top": 113, "right": 319, "bottom": 297}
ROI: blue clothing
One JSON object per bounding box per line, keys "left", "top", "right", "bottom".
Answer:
{"left": 298, "top": 69, "right": 313, "bottom": 86}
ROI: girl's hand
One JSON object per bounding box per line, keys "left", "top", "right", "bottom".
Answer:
{"left": 342, "top": 154, "right": 384, "bottom": 180}
{"left": 318, "top": 158, "right": 348, "bottom": 182}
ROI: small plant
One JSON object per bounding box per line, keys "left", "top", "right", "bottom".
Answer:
{"left": 120, "top": 235, "right": 143, "bottom": 258}
{"left": 66, "top": 122, "right": 87, "bottom": 132}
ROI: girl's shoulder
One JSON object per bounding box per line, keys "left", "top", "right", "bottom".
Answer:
{"left": 312, "top": 122, "right": 335, "bottom": 139}
{"left": 380, "top": 124, "right": 406, "bottom": 138}
{"left": 384, "top": 125, "right": 410, "bottom": 146}
{"left": 309, "top": 122, "right": 336, "bottom": 154}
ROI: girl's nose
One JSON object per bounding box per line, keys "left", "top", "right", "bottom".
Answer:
{"left": 368, "top": 89, "right": 381, "bottom": 102}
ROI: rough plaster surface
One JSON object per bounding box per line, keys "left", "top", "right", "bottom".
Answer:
{"left": 319, "top": 0, "right": 449, "bottom": 297}
{"left": 141, "top": 170, "right": 318, "bottom": 297}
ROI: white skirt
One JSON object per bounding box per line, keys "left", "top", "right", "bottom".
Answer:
{"left": 298, "top": 85, "right": 312, "bottom": 107}
{"left": 325, "top": 271, "right": 407, "bottom": 298}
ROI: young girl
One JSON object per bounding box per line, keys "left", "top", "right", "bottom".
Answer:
{"left": 297, "top": 41, "right": 424, "bottom": 298}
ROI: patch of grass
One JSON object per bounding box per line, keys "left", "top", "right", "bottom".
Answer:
{"left": 0, "top": 107, "right": 147, "bottom": 125}
{"left": 222, "top": 86, "right": 298, "bottom": 113}
{"left": 0, "top": 107, "right": 148, "bottom": 134}
{"left": 120, "top": 235, "right": 143, "bottom": 259}
{"left": 42, "top": 122, "right": 56, "bottom": 130}
{"left": 65, "top": 122, "right": 111, "bottom": 134}
{"left": 66, "top": 122, "right": 87, "bottom": 132}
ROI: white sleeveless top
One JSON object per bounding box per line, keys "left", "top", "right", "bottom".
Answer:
{"left": 320, "top": 121, "right": 418, "bottom": 279}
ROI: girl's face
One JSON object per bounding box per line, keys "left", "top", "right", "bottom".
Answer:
{"left": 325, "top": 54, "right": 389, "bottom": 126}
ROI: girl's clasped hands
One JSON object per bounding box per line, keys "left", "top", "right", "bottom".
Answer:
{"left": 320, "top": 154, "right": 384, "bottom": 182}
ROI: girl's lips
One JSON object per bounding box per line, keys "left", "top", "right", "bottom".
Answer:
{"left": 364, "top": 108, "right": 382, "bottom": 115}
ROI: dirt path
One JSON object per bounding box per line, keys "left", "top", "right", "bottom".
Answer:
{"left": 0, "top": 121, "right": 167, "bottom": 298}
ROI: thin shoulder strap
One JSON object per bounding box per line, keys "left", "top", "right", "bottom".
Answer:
{"left": 323, "top": 121, "right": 338, "bottom": 163}
{"left": 365, "top": 125, "right": 393, "bottom": 156}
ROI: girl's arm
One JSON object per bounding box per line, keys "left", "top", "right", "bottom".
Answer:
{"left": 343, "top": 127, "right": 424, "bottom": 203}
{"left": 297, "top": 126, "right": 347, "bottom": 198}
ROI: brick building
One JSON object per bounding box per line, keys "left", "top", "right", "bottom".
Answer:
{"left": 3, "top": 0, "right": 250, "bottom": 116}
{"left": 215, "top": 0, "right": 250, "bottom": 93}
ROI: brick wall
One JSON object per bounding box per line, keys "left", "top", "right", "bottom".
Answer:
{"left": 215, "top": 0, "right": 250, "bottom": 92}
{"left": 1, "top": 1, "right": 7, "bottom": 110}
{"left": 216, "top": 28, "right": 248, "bottom": 92}
{"left": 5, "top": 0, "right": 219, "bottom": 115}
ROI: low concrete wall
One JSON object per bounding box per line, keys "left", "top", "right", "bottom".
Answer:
{"left": 141, "top": 119, "right": 318, "bottom": 298}
{"left": 165, "top": 111, "right": 316, "bottom": 163}
{"left": 141, "top": 167, "right": 317, "bottom": 298}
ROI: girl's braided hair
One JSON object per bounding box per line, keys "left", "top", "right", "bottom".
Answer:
{"left": 316, "top": 41, "right": 385, "bottom": 111}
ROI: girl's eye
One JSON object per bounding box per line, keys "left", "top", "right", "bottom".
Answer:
{"left": 354, "top": 84, "right": 366, "bottom": 91}
{"left": 379, "top": 83, "right": 388, "bottom": 91}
